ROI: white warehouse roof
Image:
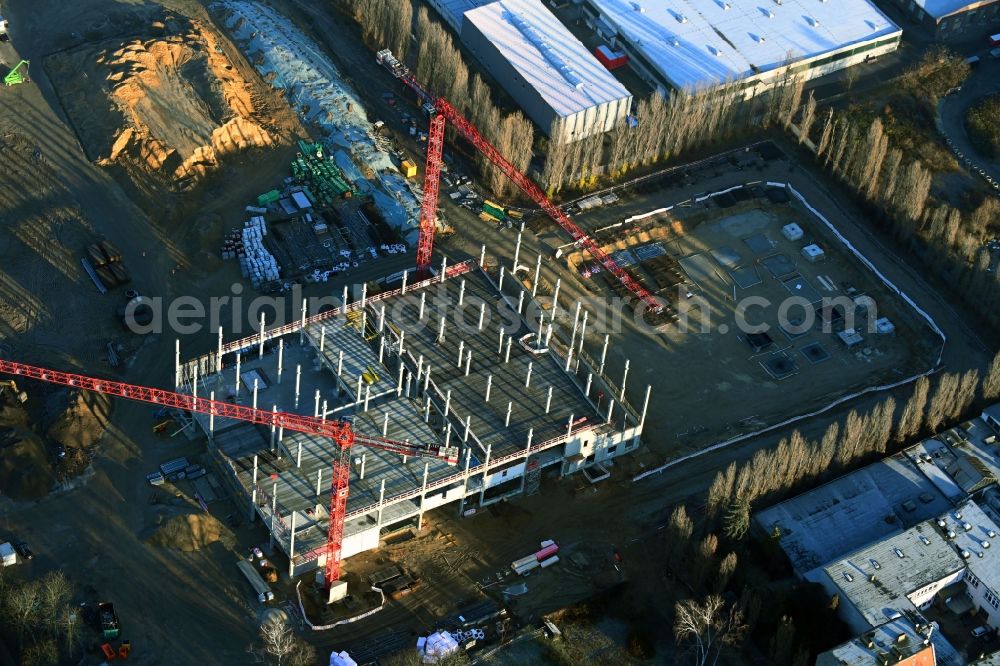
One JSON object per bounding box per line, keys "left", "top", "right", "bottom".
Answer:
{"left": 462, "top": 0, "right": 633, "bottom": 119}
{"left": 912, "top": 0, "right": 993, "bottom": 19}
{"left": 587, "top": 0, "right": 900, "bottom": 90}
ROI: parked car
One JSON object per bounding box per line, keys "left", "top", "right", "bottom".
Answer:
{"left": 971, "top": 625, "right": 991, "bottom": 638}
{"left": 13, "top": 540, "right": 33, "bottom": 560}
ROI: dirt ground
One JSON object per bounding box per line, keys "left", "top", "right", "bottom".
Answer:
{"left": 0, "top": 1, "right": 995, "bottom": 665}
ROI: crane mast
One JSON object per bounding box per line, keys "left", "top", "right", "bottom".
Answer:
{"left": 376, "top": 49, "right": 662, "bottom": 312}
{"left": 0, "top": 359, "right": 457, "bottom": 585}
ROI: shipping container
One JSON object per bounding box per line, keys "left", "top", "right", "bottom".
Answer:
{"left": 594, "top": 44, "right": 628, "bottom": 70}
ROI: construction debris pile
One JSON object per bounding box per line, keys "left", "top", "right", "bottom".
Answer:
{"left": 238, "top": 216, "right": 280, "bottom": 287}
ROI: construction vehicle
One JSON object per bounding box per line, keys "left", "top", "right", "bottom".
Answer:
{"left": 0, "top": 380, "right": 26, "bottom": 404}
{"left": 99, "top": 602, "right": 120, "bottom": 639}
{"left": 4, "top": 60, "right": 29, "bottom": 87}
{"left": 0, "top": 359, "right": 459, "bottom": 588}
{"left": 374, "top": 49, "right": 662, "bottom": 313}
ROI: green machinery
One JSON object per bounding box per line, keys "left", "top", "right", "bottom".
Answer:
{"left": 291, "top": 140, "right": 356, "bottom": 207}
{"left": 4, "top": 60, "right": 29, "bottom": 87}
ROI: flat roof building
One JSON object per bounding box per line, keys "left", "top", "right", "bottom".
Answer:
{"left": 578, "top": 0, "right": 902, "bottom": 95}
{"left": 754, "top": 452, "right": 950, "bottom": 577}
{"left": 815, "top": 617, "right": 962, "bottom": 666}
{"left": 944, "top": 499, "right": 1000, "bottom": 631}
{"left": 886, "top": 0, "right": 1000, "bottom": 41}
{"left": 459, "top": 0, "right": 633, "bottom": 141}
{"left": 818, "top": 522, "right": 966, "bottom": 632}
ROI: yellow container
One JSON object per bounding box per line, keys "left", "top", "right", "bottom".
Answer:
{"left": 401, "top": 160, "right": 417, "bottom": 178}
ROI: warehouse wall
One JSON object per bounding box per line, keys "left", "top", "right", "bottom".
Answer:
{"left": 460, "top": 17, "right": 630, "bottom": 142}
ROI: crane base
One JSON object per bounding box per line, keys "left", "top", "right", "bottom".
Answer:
{"left": 327, "top": 580, "right": 349, "bottom": 604}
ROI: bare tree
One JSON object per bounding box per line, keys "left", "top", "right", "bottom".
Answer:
{"left": 797, "top": 91, "right": 817, "bottom": 144}
{"left": 692, "top": 534, "right": 720, "bottom": 590}
{"left": 259, "top": 617, "right": 298, "bottom": 666}
{"left": 715, "top": 552, "right": 738, "bottom": 594}
{"left": 673, "top": 595, "right": 746, "bottom": 666}
{"left": 3, "top": 579, "right": 41, "bottom": 642}
{"left": 768, "top": 615, "right": 797, "bottom": 665}
{"left": 897, "top": 376, "right": 929, "bottom": 442}
{"left": 843, "top": 65, "right": 860, "bottom": 93}
{"left": 983, "top": 350, "right": 1000, "bottom": 402}
{"left": 954, "top": 368, "right": 980, "bottom": 420}
{"left": 665, "top": 505, "right": 695, "bottom": 570}
{"left": 722, "top": 499, "right": 751, "bottom": 542}
{"left": 706, "top": 462, "right": 737, "bottom": 521}
{"left": 927, "top": 373, "right": 960, "bottom": 432}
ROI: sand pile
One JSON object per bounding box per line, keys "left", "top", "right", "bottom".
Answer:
{"left": 147, "top": 511, "right": 231, "bottom": 552}
{"left": 46, "top": 14, "right": 284, "bottom": 189}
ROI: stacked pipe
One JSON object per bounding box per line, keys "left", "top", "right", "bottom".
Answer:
{"left": 240, "top": 216, "right": 280, "bottom": 287}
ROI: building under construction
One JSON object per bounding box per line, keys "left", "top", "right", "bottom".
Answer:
{"left": 176, "top": 255, "right": 650, "bottom": 577}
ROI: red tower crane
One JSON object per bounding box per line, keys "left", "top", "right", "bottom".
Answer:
{"left": 376, "top": 50, "right": 662, "bottom": 313}
{"left": 0, "top": 359, "right": 457, "bottom": 585}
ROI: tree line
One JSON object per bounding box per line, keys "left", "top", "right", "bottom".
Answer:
{"left": 0, "top": 570, "right": 77, "bottom": 666}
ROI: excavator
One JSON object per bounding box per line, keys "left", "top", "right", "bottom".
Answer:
{"left": 4, "top": 60, "right": 29, "bottom": 87}
{"left": 0, "top": 380, "right": 27, "bottom": 404}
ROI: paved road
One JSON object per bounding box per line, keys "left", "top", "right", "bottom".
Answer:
{"left": 938, "top": 57, "right": 1000, "bottom": 190}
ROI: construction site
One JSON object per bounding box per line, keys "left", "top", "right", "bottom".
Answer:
{"left": 0, "top": 0, "right": 996, "bottom": 664}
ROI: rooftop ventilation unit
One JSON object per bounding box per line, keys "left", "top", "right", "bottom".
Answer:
{"left": 508, "top": 12, "right": 584, "bottom": 90}
{"left": 948, "top": 530, "right": 957, "bottom": 539}
{"left": 807, "top": 16, "right": 819, "bottom": 26}
{"left": 964, "top": 522, "right": 973, "bottom": 531}
{"left": 920, "top": 535, "right": 931, "bottom": 545}
{"left": 982, "top": 540, "right": 991, "bottom": 548}
{"left": 961, "top": 549, "right": 971, "bottom": 559}
{"left": 871, "top": 559, "right": 881, "bottom": 569}
{"left": 956, "top": 512, "right": 963, "bottom": 520}
{"left": 894, "top": 548, "right": 904, "bottom": 558}
{"left": 937, "top": 519, "right": 947, "bottom": 528}
{"left": 709, "top": 45, "right": 721, "bottom": 55}
{"left": 724, "top": 2, "right": 732, "bottom": 8}
{"left": 990, "top": 530, "right": 997, "bottom": 538}
{"left": 844, "top": 572, "right": 854, "bottom": 582}
{"left": 677, "top": 13, "right": 688, "bottom": 22}
{"left": 977, "top": 551, "right": 985, "bottom": 558}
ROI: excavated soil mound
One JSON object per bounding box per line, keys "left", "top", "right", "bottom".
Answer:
{"left": 46, "top": 13, "right": 279, "bottom": 188}
{"left": 147, "top": 511, "right": 231, "bottom": 552}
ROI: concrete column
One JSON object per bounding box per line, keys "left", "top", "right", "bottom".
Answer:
{"left": 314, "top": 390, "right": 321, "bottom": 417}
{"left": 361, "top": 283, "right": 367, "bottom": 311}
{"left": 620, "top": 359, "right": 630, "bottom": 402}
{"left": 277, "top": 340, "right": 284, "bottom": 384}
{"left": 296, "top": 440, "right": 303, "bottom": 468}
{"left": 640, "top": 385, "right": 652, "bottom": 429}
{"left": 505, "top": 401, "right": 513, "bottom": 428}
{"left": 174, "top": 339, "right": 181, "bottom": 387}
{"left": 567, "top": 413, "right": 575, "bottom": 437}
{"left": 499, "top": 265, "right": 505, "bottom": 291}
{"left": 398, "top": 329, "right": 405, "bottom": 358}
{"left": 364, "top": 384, "right": 371, "bottom": 412}
{"left": 564, "top": 348, "right": 574, "bottom": 373}
{"left": 356, "top": 375, "right": 363, "bottom": 404}
{"left": 498, "top": 327, "right": 505, "bottom": 355}
{"left": 526, "top": 428, "right": 534, "bottom": 455}
{"left": 423, "top": 365, "right": 432, "bottom": 393}
{"left": 316, "top": 469, "right": 323, "bottom": 497}
{"left": 440, "top": 256, "right": 448, "bottom": 283}
{"left": 258, "top": 313, "right": 266, "bottom": 358}
{"left": 319, "top": 325, "right": 326, "bottom": 352}
{"left": 396, "top": 363, "right": 404, "bottom": 396}
{"left": 294, "top": 365, "right": 301, "bottom": 409}
{"left": 288, "top": 512, "right": 297, "bottom": 577}
{"left": 485, "top": 374, "right": 493, "bottom": 402}
{"left": 376, "top": 479, "right": 387, "bottom": 526}
{"left": 478, "top": 444, "right": 493, "bottom": 506}
{"left": 217, "top": 327, "right": 224, "bottom": 373}
{"left": 532, "top": 253, "right": 542, "bottom": 297}
{"left": 417, "top": 462, "right": 431, "bottom": 529}
{"left": 479, "top": 243, "right": 486, "bottom": 268}
{"left": 269, "top": 480, "right": 278, "bottom": 550}
{"left": 478, "top": 302, "right": 486, "bottom": 331}
{"left": 360, "top": 453, "right": 367, "bottom": 480}
{"left": 458, "top": 279, "right": 466, "bottom": 306}
{"left": 463, "top": 415, "right": 471, "bottom": 442}
{"left": 578, "top": 311, "right": 589, "bottom": 353}
{"left": 379, "top": 304, "right": 386, "bottom": 333}
{"left": 516, "top": 290, "right": 524, "bottom": 315}
{"left": 250, "top": 454, "right": 259, "bottom": 521}
{"left": 552, "top": 279, "right": 561, "bottom": 319}
{"left": 419, "top": 292, "right": 426, "bottom": 321}
{"left": 545, "top": 323, "right": 553, "bottom": 347}
{"left": 209, "top": 390, "right": 215, "bottom": 436}
{"left": 337, "top": 350, "right": 344, "bottom": 377}
{"left": 444, "top": 389, "right": 452, "bottom": 417}
{"left": 545, "top": 386, "right": 553, "bottom": 414}
{"left": 606, "top": 399, "right": 615, "bottom": 424}
{"left": 383, "top": 411, "right": 390, "bottom": 437}
{"left": 416, "top": 355, "right": 424, "bottom": 389}
{"left": 405, "top": 373, "right": 413, "bottom": 397}
{"left": 235, "top": 352, "right": 241, "bottom": 397}
{"left": 536, "top": 314, "right": 544, "bottom": 347}
{"left": 270, "top": 405, "right": 277, "bottom": 452}
{"left": 437, "top": 315, "right": 446, "bottom": 343}
{"left": 525, "top": 361, "right": 533, "bottom": 388}
{"left": 505, "top": 337, "right": 512, "bottom": 363}
{"left": 599, "top": 335, "right": 610, "bottom": 376}
{"left": 585, "top": 373, "right": 593, "bottom": 397}
{"left": 464, "top": 350, "right": 472, "bottom": 377}
{"left": 378, "top": 337, "right": 385, "bottom": 365}
{"left": 457, "top": 340, "right": 465, "bottom": 368}
{"left": 299, "top": 300, "right": 307, "bottom": 344}
{"left": 424, "top": 395, "right": 431, "bottom": 423}
{"left": 444, "top": 423, "right": 452, "bottom": 448}
{"left": 569, "top": 301, "right": 581, "bottom": 351}
{"left": 252, "top": 378, "right": 259, "bottom": 411}
{"left": 192, "top": 363, "right": 199, "bottom": 399}
{"left": 401, "top": 268, "right": 408, "bottom": 294}
{"left": 322, "top": 400, "right": 328, "bottom": 423}
{"left": 512, "top": 232, "right": 522, "bottom": 273}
